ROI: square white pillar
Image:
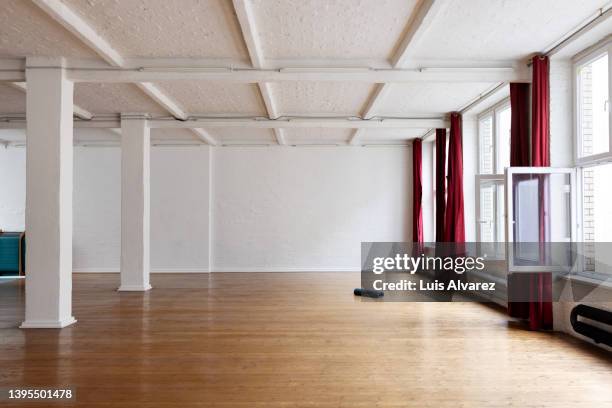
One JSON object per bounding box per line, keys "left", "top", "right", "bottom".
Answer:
{"left": 119, "top": 115, "right": 152, "bottom": 291}
{"left": 21, "top": 57, "right": 76, "bottom": 329}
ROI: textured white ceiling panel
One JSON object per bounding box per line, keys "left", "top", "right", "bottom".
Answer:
{"left": 63, "top": 0, "right": 249, "bottom": 59}
{"left": 411, "top": 0, "right": 607, "bottom": 61}
{"left": 283, "top": 128, "right": 352, "bottom": 144}
{"left": 74, "top": 83, "right": 169, "bottom": 115}
{"left": 271, "top": 82, "right": 375, "bottom": 116}
{"left": 157, "top": 82, "right": 267, "bottom": 115}
{"left": 376, "top": 82, "right": 494, "bottom": 116}
{"left": 212, "top": 128, "right": 277, "bottom": 144}
{"left": 0, "top": 84, "right": 26, "bottom": 113}
{"left": 251, "top": 0, "right": 418, "bottom": 59}
{"left": 0, "top": 0, "right": 97, "bottom": 58}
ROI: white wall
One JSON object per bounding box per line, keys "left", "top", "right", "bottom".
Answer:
{"left": 0, "top": 142, "right": 211, "bottom": 272}
{"left": 1, "top": 141, "right": 411, "bottom": 272}
{"left": 0, "top": 145, "right": 26, "bottom": 232}
{"left": 212, "top": 146, "right": 412, "bottom": 271}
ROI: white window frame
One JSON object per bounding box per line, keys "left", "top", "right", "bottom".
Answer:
{"left": 476, "top": 98, "right": 511, "bottom": 244}
{"left": 573, "top": 39, "right": 612, "bottom": 247}
{"left": 573, "top": 39, "right": 612, "bottom": 166}
{"left": 477, "top": 98, "right": 511, "bottom": 175}
{"left": 504, "top": 167, "right": 578, "bottom": 273}
{"left": 475, "top": 174, "right": 505, "bottom": 243}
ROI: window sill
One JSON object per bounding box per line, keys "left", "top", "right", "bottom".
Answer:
{"left": 561, "top": 273, "right": 612, "bottom": 290}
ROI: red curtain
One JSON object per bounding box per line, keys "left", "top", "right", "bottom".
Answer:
{"left": 443, "top": 113, "right": 465, "bottom": 243}
{"left": 509, "top": 83, "right": 530, "bottom": 167}
{"left": 435, "top": 129, "right": 447, "bottom": 242}
{"left": 532, "top": 56, "right": 550, "bottom": 167}
{"left": 507, "top": 57, "right": 553, "bottom": 331}
{"left": 412, "top": 139, "right": 423, "bottom": 243}
{"left": 530, "top": 55, "right": 553, "bottom": 330}
{"left": 508, "top": 82, "right": 532, "bottom": 320}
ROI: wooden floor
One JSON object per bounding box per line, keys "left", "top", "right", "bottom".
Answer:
{"left": 0, "top": 273, "right": 611, "bottom": 407}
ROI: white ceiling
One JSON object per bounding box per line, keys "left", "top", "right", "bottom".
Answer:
{"left": 410, "top": 0, "right": 607, "bottom": 62}
{"left": 250, "top": 0, "right": 419, "bottom": 60}
{"left": 0, "top": 0, "right": 610, "bottom": 146}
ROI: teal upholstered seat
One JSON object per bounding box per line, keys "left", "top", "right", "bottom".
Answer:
{"left": 0, "top": 232, "right": 25, "bottom": 276}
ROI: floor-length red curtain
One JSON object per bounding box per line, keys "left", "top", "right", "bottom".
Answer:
{"left": 443, "top": 113, "right": 465, "bottom": 243}
{"left": 435, "top": 129, "right": 447, "bottom": 242}
{"left": 509, "top": 83, "right": 530, "bottom": 167}
{"left": 507, "top": 82, "right": 532, "bottom": 320}
{"left": 508, "top": 57, "right": 553, "bottom": 331}
{"left": 530, "top": 55, "right": 553, "bottom": 330}
{"left": 412, "top": 139, "right": 423, "bottom": 243}
{"left": 532, "top": 56, "right": 550, "bottom": 167}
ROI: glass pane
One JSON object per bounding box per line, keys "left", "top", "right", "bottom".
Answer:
{"left": 582, "top": 163, "right": 612, "bottom": 275}
{"left": 478, "top": 180, "right": 505, "bottom": 242}
{"left": 496, "top": 106, "right": 511, "bottom": 173}
{"left": 579, "top": 53, "right": 609, "bottom": 158}
{"left": 479, "top": 115, "right": 493, "bottom": 174}
{"left": 510, "top": 172, "right": 572, "bottom": 267}
{"left": 479, "top": 182, "right": 495, "bottom": 242}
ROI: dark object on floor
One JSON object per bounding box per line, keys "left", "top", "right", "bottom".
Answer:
{"left": 570, "top": 304, "right": 612, "bottom": 347}
{"left": 354, "top": 288, "right": 384, "bottom": 298}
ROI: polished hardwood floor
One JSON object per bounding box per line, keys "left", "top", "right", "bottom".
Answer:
{"left": 0, "top": 273, "right": 611, "bottom": 407}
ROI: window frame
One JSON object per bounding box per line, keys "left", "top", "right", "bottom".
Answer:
{"left": 476, "top": 98, "right": 511, "bottom": 244}
{"left": 573, "top": 40, "right": 612, "bottom": 166}
{"left": 475, "top": 174, "right": 505, "bottom": 243}
{"left": 477, "top": 98, "right": 511, "bottom": 175}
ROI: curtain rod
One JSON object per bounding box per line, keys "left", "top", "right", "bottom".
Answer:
{"left": 528, "top": 4, "right": 612, "bottom": 65}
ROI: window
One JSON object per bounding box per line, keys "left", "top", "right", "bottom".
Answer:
{"left": 477, "top": 100, "right": 511, "bottom": 245}
{"left": 577, "top": 51, "right": 610, "bottom": 161}
{"left": 575, "top": 42, "right": 612, "bottom": 277}
{"left": 478, "top": 101, "right": 511, "bottom": 175}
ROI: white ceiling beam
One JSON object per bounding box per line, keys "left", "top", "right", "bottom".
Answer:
{"left": 0, "top": 117, "right": 448, "bottom": 130}
{"left": 32, "top": 0, "right": 124, "bottom": 67}
{"left": 233, "top": 0, "right": 265, "bottom": 69}
{"left": 233, "top": 0, "right": 286, "bottom": 146}
{"left": 135, "top": 82, "right": 187, "bottom": 120}
{"left": 7, "top": 81, "right": 93, "bottom": 120}
{"left": 64, "top": 67, "right": 528, "bottom": 83}
{"left": 149, "top": 118, "right": 447, "bottom": 129}
{"left": 31, "top": 0, "right": 208, "bottom": 141}
{"left": 191, "top": 128, "right": 218, "bottom": 146}
{"left": 350, "top": 0, "right": 447, "bottom": 145}
{"left": 391, "top": 0, "right": 446, "bottom": 68}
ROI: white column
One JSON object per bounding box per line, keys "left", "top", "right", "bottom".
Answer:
{"left": 119, "top": 115, "right": 151, "bottom": 291}
{"left": 21, "top": 57, "right": 76, "bottom": 329}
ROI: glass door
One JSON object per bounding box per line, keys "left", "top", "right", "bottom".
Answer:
{"left": 505, "top": 167, "right": 577, "bottom": 272}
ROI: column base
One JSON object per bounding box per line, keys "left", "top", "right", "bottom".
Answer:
{"left": 117, "top": 284, "right": 152, "bottom": 292}
{"left": 20, "top": 316, "right": 77, "bottom": 329}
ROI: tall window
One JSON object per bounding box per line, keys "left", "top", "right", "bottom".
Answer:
{"left": 577, "top": 52, "right": 609, "bottom": 161}
{"left": 575, "top": 44, "right": 611, "bottom": 277}
{"left": 478, "top": 101, "right": 511, "bottom": 175}
{"left": 477, "top": 100, "right": 511, "bottom": 244}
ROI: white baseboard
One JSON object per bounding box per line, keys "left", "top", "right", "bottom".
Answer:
{"left": 117, "top": 284, "right": 152, "bottom": 292}
{"left": 212, "top": 267, "right": 360, "bottom": 272}
{"left": 73, "top": 267, "right": 358, "bottom": 273}
{"left": 20, "top": 316, "right": 77, "bottom": 329}
{"left": 73, "top": 268, "right": 210, "bottom": 273}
